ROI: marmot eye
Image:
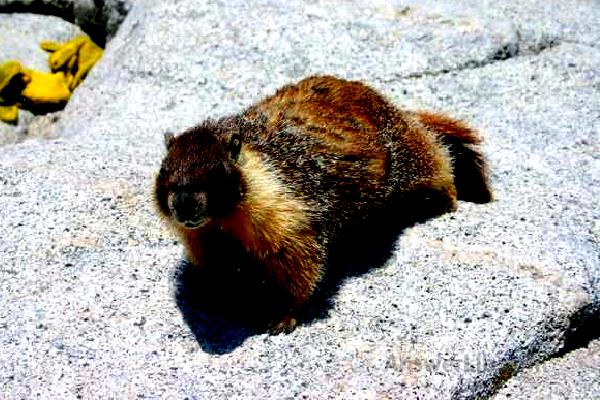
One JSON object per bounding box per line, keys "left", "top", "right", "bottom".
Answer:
{"left": 228, "top": 134, "right": 242, "bottom": 161}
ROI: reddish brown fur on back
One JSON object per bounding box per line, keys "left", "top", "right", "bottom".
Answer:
{"left": 413, "top": 111, "right": 481, "bottom": 144}
{"left": 246, "top": 76, "right": 395, "bottom": 181}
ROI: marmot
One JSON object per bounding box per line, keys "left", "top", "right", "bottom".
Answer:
{"left": 154, "top": 75, "right": 492, "bottom": 333}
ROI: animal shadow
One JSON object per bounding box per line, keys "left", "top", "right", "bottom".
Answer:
{"left": 173, "top": 190, "right": 450, "bottom": 354}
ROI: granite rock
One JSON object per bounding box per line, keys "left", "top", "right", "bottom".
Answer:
{"left": 493, "top": 339, "right": 600, "bottom": 400}
{"left": 0, "top": 1, "right": 598, "bottom": 399}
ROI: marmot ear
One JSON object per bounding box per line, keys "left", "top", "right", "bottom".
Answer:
{"left": 228, "top": 133, "right": 242, "bottom": 161}
{"left": 164, "top": 131, "right": 175, "bottom": 149}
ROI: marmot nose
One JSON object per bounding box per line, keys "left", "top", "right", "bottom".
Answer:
{"left": 172, "top": 191, "right": 202, "bottom": 222}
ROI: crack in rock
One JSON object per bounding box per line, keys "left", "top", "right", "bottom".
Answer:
{"left": 0, "top": 0, "right": 130, "bottom": 45}
{"left": 482, "top": 302, "right": 600, "bottom": 398}
{"left": 397, "top": 34, "right": 562, "bottom": 81}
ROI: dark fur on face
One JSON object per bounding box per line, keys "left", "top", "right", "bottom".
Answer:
{"left": 155, "top": 124, "right": 244, "bottom": 229}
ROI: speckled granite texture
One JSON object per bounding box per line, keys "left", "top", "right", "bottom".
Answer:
{"left": 0, "top": 0, "right": 598, "bottom": 398}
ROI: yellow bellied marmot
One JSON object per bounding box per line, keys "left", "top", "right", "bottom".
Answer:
{"left": 154, "top": 75, "right": 492, "bottom": 333}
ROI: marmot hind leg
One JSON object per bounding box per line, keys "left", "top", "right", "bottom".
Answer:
{"left": 413, "top": 111, "right": 493, "bottom": 204}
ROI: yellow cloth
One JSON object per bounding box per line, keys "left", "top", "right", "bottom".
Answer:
{"left": 0, "top": 105, "right": 19, "bottom": 124}
{"left": 0, "top": 35, "right": 103, "bottom": 124}
{"left": 0, "top": 60, "right": 22, "bottom": 93}
{"left": 0, "top": 60, "right": 28, "bottom": 124}
{"left": 20, "top": 70, "right": 71, "bottom": 104}
{"left": 0, "top": 60, "right": 71, "bottom": 123}
{"left": 41, "top": 35, "right": 104, "bottom": 90}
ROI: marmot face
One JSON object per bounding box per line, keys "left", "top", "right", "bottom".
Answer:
{"left": 155, "top": 125, "right": 244, "bottom": 230}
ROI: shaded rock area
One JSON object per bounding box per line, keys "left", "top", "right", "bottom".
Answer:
{"left": 0, "top": 0, "right": 130, "bottom": 45}
{"left": 493, "top": 339, "right": 600, "bottom": 399}
{"left": 0, "top": 0, "right": 598, "bottom": 399}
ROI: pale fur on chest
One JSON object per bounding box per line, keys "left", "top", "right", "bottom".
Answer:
{"left": 218, "top": 148, "right": 315, "bottom": 258}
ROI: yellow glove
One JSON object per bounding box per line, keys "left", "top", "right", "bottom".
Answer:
{"left": 0, "top": 61, "right": 25, "bottom": 123}
{"left": 20, "top": 69, "right": 71, "bottom": 105}
{"left": 0, "top": 60, "right": 70, "bottom": 122}
{"left": 0, "top": 35, "right": 102, "bottom": 124}
{"left": 40, "top": 35, "right": 103, "bottom": 90}
{"left": 0, "top": 60, "right": 25, "bottom": 102}
{"left": 0, "top": 105, "right": 19, "bottom": 124}
{"left": 0, "top": 60, "right": 22, "bottom": 87}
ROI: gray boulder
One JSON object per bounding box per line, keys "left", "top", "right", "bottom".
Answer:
{"left": 0, "top": 0, "right": 598, "bottom": 398}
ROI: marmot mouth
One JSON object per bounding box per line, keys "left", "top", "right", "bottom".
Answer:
{"left": 180, "top": 218, "right": 207, "bottom": 230}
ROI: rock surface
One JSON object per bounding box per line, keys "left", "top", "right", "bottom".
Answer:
{"left": 0, "top": 0, "right": 598, "bottom": 399}
{"left": 493, "top": 339, "right": 600, "bottom": 400}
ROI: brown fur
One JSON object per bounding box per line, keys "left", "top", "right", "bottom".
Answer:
{"left": 154, "top": 75, "right": 492, "bottom": 333}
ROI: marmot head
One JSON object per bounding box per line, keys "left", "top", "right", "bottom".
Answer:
{"left": 154, "top": 123, "right": 245, "bottom": 229}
